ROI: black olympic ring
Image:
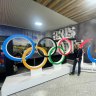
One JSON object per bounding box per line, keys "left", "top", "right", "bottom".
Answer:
{"left": 37, "top": 37, "right": 57, "bottom": 57}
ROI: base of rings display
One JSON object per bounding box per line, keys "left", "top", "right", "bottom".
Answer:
{"left": 53, "top": 64, "right": 62, "bottom": 70}
{"left": 2, "top": 63, "right": 96, "bottom": 96}
{"left": 30, "top": 68, "right": 42, "bottom": 77}
{"left": 1, "top": 64, "right": 71, "bottom": 96}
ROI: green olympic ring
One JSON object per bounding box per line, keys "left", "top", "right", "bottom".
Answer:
{"left": 48, "top": 46, "right": 65, "bottom": 65}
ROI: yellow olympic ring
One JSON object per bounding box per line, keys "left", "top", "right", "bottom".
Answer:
{"left": 22, "top": 46, "right": 48, "bottom": 70}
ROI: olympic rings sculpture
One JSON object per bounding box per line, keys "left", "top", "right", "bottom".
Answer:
{"left": 1, "top": 34, "right": 95, "bottom": 70}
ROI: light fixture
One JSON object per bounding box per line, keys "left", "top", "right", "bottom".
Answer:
{"left": 35, "top": 22, "right": 42, "bottom": 26}
{"left": 86, "top": 0, "right": 96, "bottom": 4}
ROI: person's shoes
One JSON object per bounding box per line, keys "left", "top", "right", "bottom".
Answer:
{"left": 69, "top": 72, "right": 74, "bottom": 75}
{"left": 77, "top": 74, "right": 80, "bottom": 76}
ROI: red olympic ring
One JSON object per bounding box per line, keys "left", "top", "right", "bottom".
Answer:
{"left": 57, "top": 38, "right": 72, "bottom": 56}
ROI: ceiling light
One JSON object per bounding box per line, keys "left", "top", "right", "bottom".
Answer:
{"left": 35, "top": 22, "right": 42, "bottom": 26}
{"left": 86, "top": 0, "right": 96, "bottom": 4}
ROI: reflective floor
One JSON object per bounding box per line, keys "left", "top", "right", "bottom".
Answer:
{"left": 7, "top": 72, "right": 96, "bottom": 96}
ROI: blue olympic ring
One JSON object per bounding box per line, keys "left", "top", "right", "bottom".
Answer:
{"left": 87, "top": 45, "right": 96, "bottom": 62}
{"left": 2, "top": 34, "right": 35, "bottom": 62}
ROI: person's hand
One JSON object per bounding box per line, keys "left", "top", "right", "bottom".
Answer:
{"left": 76, "top": 58, "right": 79, "bottom": 61}
{"left": 83, "top": 49, "right": 85, "bottom": 54}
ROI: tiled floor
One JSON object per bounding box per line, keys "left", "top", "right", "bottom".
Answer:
{"left": 8, "top": 72, "right": 96, "bottom": 96}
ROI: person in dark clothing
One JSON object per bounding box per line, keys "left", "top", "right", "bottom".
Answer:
{"left": 70, "top": 44, "right": 83, "bottom": 76}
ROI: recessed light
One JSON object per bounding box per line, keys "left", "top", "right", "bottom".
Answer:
{"left": 35, "top": 22, "right": 42, "bottom": 26}
{"left": 86, "top": 0, "right": 96, "bottom": 4}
